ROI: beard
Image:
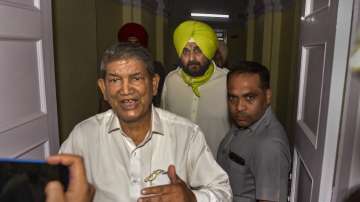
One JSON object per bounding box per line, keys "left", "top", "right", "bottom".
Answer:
{"left": 181, "top": 59, "right": 211, "bottom": 77}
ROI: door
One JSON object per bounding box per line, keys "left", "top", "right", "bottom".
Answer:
{"left": 0, "top": 0, "right": 59, "bottom": 159}
{"left": 331, "top": 1, "right": 360, "bottom": 201}
{"left": 290, "top": 0, "right": 353, "bottom": 202}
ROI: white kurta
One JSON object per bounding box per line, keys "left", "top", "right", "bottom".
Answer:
{"left": 161, "top": 64, "right": 230, "bottom": 155}
{"left": 60, "top": 107, "right": 232, "bottom": 202}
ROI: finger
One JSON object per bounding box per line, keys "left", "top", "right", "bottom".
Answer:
{"left": 45, "top": 181, "right": 65, "bottom": 202}
{"left": 47, "top": 153, "right": 77, "bottom": 164}
{"left": 89, "top": 183, "right": 96, "bottom": 200}
{"left": 138, "top": 194, "right": 163, "bottom": 202}
{"left": 141, "top": 184, "right": 173, "bottom": 195}
{"left": 47, "top": 154, "right": 88, "bottom": 192}
{"left": 167, "top": 165, "right": 177, "bottom": 184}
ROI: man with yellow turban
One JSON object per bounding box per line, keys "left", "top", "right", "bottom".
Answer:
{"left": 161, "top": 20, "right": 230, "bottom": 155}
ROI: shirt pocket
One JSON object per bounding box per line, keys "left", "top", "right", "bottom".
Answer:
{"left": 228, "top": 155, "right": 253, "bottom": 196}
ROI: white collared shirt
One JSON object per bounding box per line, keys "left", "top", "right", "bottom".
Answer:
{"left": 60, "top": 107, "right": 232, "bottom": 202}
{"left": 161, "top": 63, "right": 230, "bottom": 155}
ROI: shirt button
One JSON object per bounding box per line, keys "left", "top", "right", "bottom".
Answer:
{"left": 132, "top": 179, "right": 137, "bottom": 183}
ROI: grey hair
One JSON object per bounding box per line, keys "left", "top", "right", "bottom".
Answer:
{"left": 99, "top": 42, "right": 155, "bottom": 78}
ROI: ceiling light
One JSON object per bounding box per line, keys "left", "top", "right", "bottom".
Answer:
{"left": 190, "top": 12, "right": 229, "bottom": 19}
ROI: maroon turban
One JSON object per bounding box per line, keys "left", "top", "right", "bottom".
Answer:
{"left": 117, "top": 22, "right": 148, "bottom": 48}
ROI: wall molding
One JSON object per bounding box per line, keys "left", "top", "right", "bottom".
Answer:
{"left": 141, "top": 0, "right": 157, "bottom": 13}
{"left": 119, "top": 0, "right": 160, "bottom": 15}
{"left": 248, "top": 0, "right": 293, "bottom": 18}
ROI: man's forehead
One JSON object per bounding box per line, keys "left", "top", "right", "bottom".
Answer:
{"left": 184, "top": 42, "right": 199, "bottom": 48}
{"left": 106, "top": 58, "right": 130, "bottom": 68}
{"left": 229, "top": 73, "right": 263, "bottom": 90}
{"left": 227, "top": 86, "right": 263, "bottom": 98}
{"left": 107, "top": 57, "right": 144, "bottom": 66}
{"left": 230, "top": 73, "right": 260, "bottom": 83}
{"left": 105, "top": 58, "right": 146, "bottom": 73}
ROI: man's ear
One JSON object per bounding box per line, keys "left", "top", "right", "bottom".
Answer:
{"left": 152, "top": 74, "right": 160, "bottom": 96}
{"left": 97, "top": 78, "right": 108, "bottom": 101}
{"left": 266, "top": 89, "right": 272, "bottom": 105}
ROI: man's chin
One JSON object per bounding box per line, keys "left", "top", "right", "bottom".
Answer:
{"left": 115, "top": 111, "right": 141, "bottom": 123}
{"left": 183, "top": 64, "right": 210, "bottom": 77}
{"left": 186, "top": 69, "right": 205, "bottom": 77}
{"left": 114, "top": 107, "right": 152, "bottom": 125}
{"left": 236, "top": 120, "right": 251, "bottom": 128}
{"left": 189, "top": 71, "right": 204, "bottom": 77}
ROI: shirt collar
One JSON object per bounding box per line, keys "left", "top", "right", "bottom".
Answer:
{"left": 107, "top": 110, "right": 121, "bottom": 134}
{"left": 151, "top": 106, "right": 165, "bottom": 135}
{"left": 248, "top": 106, "right": 272, "bottom": 132}
{"left": 107, "top": 106, "right": 165, "bottom": 136}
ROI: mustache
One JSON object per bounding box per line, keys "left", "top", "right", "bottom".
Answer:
{"left": 235, "top": 111, "right": 249, "bottom": 117}
{"left": 187, "top": 61, "right": 201, "bottom": 66}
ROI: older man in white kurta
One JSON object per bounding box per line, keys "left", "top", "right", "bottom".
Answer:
{"left": 60, "top": 43, "right": 232, "bottom": 202}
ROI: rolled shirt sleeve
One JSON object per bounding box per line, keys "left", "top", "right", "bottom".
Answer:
{"left": 188, "top": 127, "right": 233, "bottom": 202}
{"left": 253, "top": 139, "right": 290, "bottom": 202}
{"left": 59, "top": 124, "right": 84, "bottom": 155}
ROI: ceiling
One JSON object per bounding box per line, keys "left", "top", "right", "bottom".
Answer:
{"left": 163, "top": 0, "right": 293, "bottom": 25}
{"left": 165, "top": 0, "right": 247, "bottom": 24}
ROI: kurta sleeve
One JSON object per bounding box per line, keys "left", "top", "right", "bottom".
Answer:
{"left": 59, "top": 124, "right": 85, "bottom": 156}
{"left": 252, "top": 139, "right": 290, "bottom": 202}
{"left": 187, "top": 126, "right": 233, "bottom": 202}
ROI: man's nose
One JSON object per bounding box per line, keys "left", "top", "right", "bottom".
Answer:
{"left": 236, "top": 99, "right": 246, "bottom": 112}
{"left": 119, "top": 80, "right": 133, "bottom": 94}
{"left": 189, "top": 51, "right": 196, "bottom": 61}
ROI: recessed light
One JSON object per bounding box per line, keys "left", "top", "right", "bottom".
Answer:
{"left": 190, "top": 12, "right": 229, "bottom": 19}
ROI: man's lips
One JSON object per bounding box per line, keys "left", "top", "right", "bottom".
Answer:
{"left": 234, "top": 115, "right": 249, "bottom": 122}
{"left": 119, "top": 98, "right": 138, "bottom": 109}
{"left": 187, "top": 63, "right": 200, "bottom": 68}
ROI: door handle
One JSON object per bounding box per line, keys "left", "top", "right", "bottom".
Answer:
{"left": 301, "top": 16, "right": 316, "bottom": 23}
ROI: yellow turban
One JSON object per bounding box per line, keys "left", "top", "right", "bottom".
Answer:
{"left": 173, "top": 20, "right": 218, "bottom": 59}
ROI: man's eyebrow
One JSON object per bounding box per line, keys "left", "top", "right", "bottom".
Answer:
{"left": 132, "top": 72, "right": 148, "bottom": 78}
{"left": 129, "top": 72, "right": 144, "bottom": 77}
{"left": 107, "top": 72, "right": 120, "bottom": 77}
{"left": 242, "top": 92, "right": 257, "bottom": 97}
{"left": 107, "top": 71, "right": 143, "bottom": 77}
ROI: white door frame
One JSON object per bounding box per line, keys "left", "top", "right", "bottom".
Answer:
{"left": 290, "top": 0, "right": 354, "bottom": 201}
{"left": 318, "top": 0, "right": 353, "bottom": 201}
{"left": 332, "top": 0, "right": 360, "bottom": 200}
{"left": 0, "top": 0, "right": 59, "bottom": 158}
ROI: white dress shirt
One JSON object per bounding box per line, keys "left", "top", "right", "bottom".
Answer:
{"left": 161, "top": 63, "right": 230, "bottom": 155}
{"left": 60, "top": 107, "right": 232, "bottom": 202}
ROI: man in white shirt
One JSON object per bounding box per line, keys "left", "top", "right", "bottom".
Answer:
{"left": 161, "top": 20, "right": 230, "bottom": 155}
{"left": 60, "top": 43, "right": 232, "bottom": 202}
